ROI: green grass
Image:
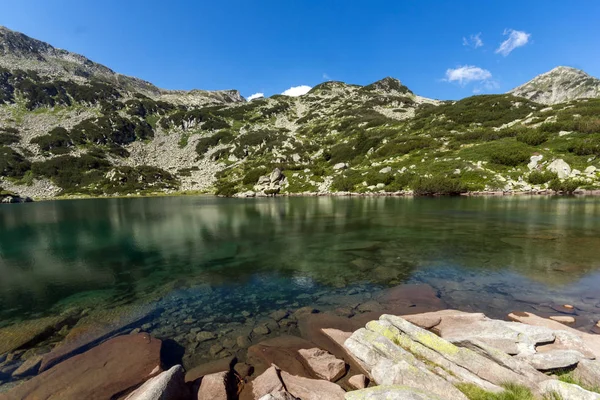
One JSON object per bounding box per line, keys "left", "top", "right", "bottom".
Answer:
{"left": 556, "top": 370, "right": 600, "bottom": 394}
{"left": 457, "top": 383, "right": 535, "bottom": 400}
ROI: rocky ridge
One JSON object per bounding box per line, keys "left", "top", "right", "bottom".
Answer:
{"left": 1, "top": 26, "right": 600, "bottom": 200}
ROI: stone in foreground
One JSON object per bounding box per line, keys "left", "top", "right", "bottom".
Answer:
{"left": 280, "top": 370, "right": 346, "bottom": 400}
{"left": 347, "top": 374, "right": 368, "bottom": 390}
{"left": 197, "top": 371, "right": 230, "bottom": 400}
{"left": 344, "top": 385, "right": 444, "bottom": 400}
{"left": 298, "top": 347, "right": 346, "bottom": 381}
{"left": 521, "top": 349, "right": 584, "bottom": 371}
{"left": 125, "top": 365, "right": 189, "bottom": 400}
{"left": 574, "top": 359, "right": 600, "bottom": 388}
{"left": 3, "top": 334, "right": 162, "bottom": 400}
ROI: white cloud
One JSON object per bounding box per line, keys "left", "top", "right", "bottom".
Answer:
{"left": 281, "top": 85, "right": 312, "bottom": 97}
{"left": 247, "top": 92, "right": 264, "bottom": 101}
{"left": 462, "top": 33, "right": 483, "bottom": 48}
{"left": 444, "top": 65, "right": 492, "bottom": 85}
{"left": 496, "top": 29, "right": 530, "bottom": 56}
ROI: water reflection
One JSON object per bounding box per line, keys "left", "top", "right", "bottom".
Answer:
{"left": 1, "top": 196, "right": 600, "bottom": 322}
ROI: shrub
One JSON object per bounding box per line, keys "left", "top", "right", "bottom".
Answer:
{"left": 568, "top": 138, "right": 600, "bottom": 156}
{"left": 488, "top": 143, "right": 531, "bottom": 166}
{"left": 0, "top": 146, "right": 31, "bottom": 178}
{"left": 527, "top": 170, "right": 557, "bottom": 185}
{"left": 196, "top": 130, "right": 234, "bottom": 156}
{"left": 215, "top": 180, "right": 238, "bottom": 197}
{"left": 411, "top": 175, "right": 467, "bottom": 196}
{"left": 549, "top": 179, "right": 581, "bottom": 193}
{"left": 0, "top": 133, "right": 19, "bottom": 145}
{"left": 516, "top": 130, "right": 548, "bottom": 146}
{"left": 331, "top": 175, "right": 356, "bottom": 192}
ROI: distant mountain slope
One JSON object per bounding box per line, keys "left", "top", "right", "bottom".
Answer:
{"left": 0, "top": 26, "right": 244, "bottom": 106}
{"left": 509, "top": 66, "right": 600, "bottom": 105}
{"left": 1, "top": 27, "right": 599, "bottom": 200}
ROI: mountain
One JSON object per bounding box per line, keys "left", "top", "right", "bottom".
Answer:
{"left": 509, "top": 66, "right": 600, "bottom": 105}
{"left": 1, "top": 27, "right": 599, "bottom": 200}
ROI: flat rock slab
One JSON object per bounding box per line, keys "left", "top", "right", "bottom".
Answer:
{"left": 125, "top": 365, "right": 189, "bottom": 400}
{"left": 298, "top": 348, "right": 346, "bottom": 381}
{"left": 521, "top": 349, "right": 584, "bottom": 371}
{"left": 345, "top": 385, "right": 445, "bottom": 400}
{"left": 550, "top": 315, "right": 576, "bottom": 324}
{"left": 539, "top": 380, "right": 600, "bottom": 400}
{"left": 40, "top": 304, "right": 156, "bottom": 372}
{"left": 2, "top": 333, "right": 162, "bottom": 400}
{"left": 247, "top": 336, "right": 316, "bottom": 378}
{"left": 509, "top": 312, "right": 600, "bottom": 359}
{"left": 280, "top": 370, "right": 346, "bottom": 400}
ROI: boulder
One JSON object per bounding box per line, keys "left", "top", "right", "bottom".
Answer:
{"left": 333, "top": 163, "right": 348, "bottom": 170}
{"left": 574, "top": 359, "right": 600, "bottom": 388}
{"left": 378, "top": 167, "right": 392, "bottom": 174}
{"left": 345, "top": 385, "right": 445, "bottom": 400}
{"left": 379, "top": 315, "right": 540, "bottom": 390}
{"left": 125, "top": 365, "right": 189, "bottom": 400}
{"left": 270, "top": 168, "right": 283, "bottom": 183}
{"left": 197, "top": 371, "right": 230, "bottom": 400}
{"left": 519, "top": 349, "right": 584, "bottom": 371}
{"left": 298, "top": 348, "right": 346, "bottom": 381}
{"left": 365, "top": 320, "right": 503, "bottom": 392}
{"left": 539, "top": 380, "right": 600, "bottom": 400}
{"left": 528, "top": 155, "right": 543, "bottom": 170}
{"left": 250, "top": 365, "right": 286, "bottom": 399}
{"left": 321, "top": 328, "right": 371, "bottom": 376}
{"left": 344, "top": 328, "right": 468, "bottom": 400}
{"left": 11, "top": 355, "right": 42, "bottom": 378}
{"left": 39, "top": 304, "right": 156, "bottom": 371}
{"left": 3, "top": 334, "right": 162, "bottom": 400}
{"left": 547, "top": 159, "right": 572, "bottom": 179}
{"left": 347, "top": 374, "right": 368, "bottom": 390}
{"left": 280, "top": 370, "right": 346, "bottom": 400}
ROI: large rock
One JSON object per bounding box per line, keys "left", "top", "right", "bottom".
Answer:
{"left": 185, "top": 356, "right": 236, "bottom": 383}
{"left": 259, "top": 392, "right": 298, "bottom": 400}
{"left": 280, "top": 370, "right": 346, "bottom": 400}
{"left": 197, "top": 371, "right": 230, "bottom": 400}
{"left": 347, "top": 374, "right": 368, "bottom": 390}
{"left": 39, "top": 304, "right": 156, "bottom": 371}
{"left": 298, "top": 348, "right": 346, "bottom": 381}
{"left": 520, "top": 349, "right": 584, "bottom": 371}
{"left": 379, "top": 315, "right": 540, "bottom": 390}
{"left": 573, "top": 359, "right": 600, "bottom": 388}
{"left": 11, "top": 355, "right": 43, "bottom": 378}
{"left": 125, "top": 365, "right": 189, "bottom": 400}
{"left": 249, "top": 365, "right": 286, "bottom": 399}
{"left": 321, "top": 328, "right": 371, "bottom": 376}
{"left": 509, "top": 312, "right": 600, "bottom": 359}
{"left": 344, "top": 328, "right": 468, "bottom": 400}
{"left": 365, "top": 320, "right": 502, "bottom": 393}
{"left": 434, "top": 312, "right": 554, "bottom": 355}
{"left": 344, "top": 385, "right": 445, "bottom": 400}
{"left": 547, "top": 159, "right": 572, "bottom": 179}
{"left": 270, "top": 168, "right": 283, "bottom": 183}
{"left": 3, "top": 334, "right": 162, "bottom": 400}
{"left": 539, "top": 380, "right": 600, "bottom": 400}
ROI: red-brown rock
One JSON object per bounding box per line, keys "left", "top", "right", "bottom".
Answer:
{"left": 298, "top": 348, "right": 346, "bottom": 381}
{"left": 280, "top": 370, "right": 345, "bottom": 400}
{"left": 347, "top": 374, "right": 368, "bottom": 390}
{"left": 247, "top": 336, "right": 315, "bottom": 377}
{"left": 2, "top": 334, "right": 162, "bottom": 400}
{"left": 197, "top": 371, "right": 229, "bottom": 400}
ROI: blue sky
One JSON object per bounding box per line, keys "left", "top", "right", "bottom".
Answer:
{"left": 2, "top": 1, "right": 599, "bottom": 100}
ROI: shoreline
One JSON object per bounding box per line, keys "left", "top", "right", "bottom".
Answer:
{"left": 10, "top": 188, "right": 600, "bottom": 202}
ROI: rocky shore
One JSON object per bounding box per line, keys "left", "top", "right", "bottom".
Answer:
{"left": 1, "top": 283, "right": 600, "bottom": 400}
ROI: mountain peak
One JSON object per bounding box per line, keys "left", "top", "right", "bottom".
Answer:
{"left": 509, "top": 66, "right": 600, "bottom": 104}
{"left": 362, "top": 77, "right": 413, "bottom": 95}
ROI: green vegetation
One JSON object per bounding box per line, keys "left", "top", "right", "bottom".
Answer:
{"left": 0, "top": 146, "right": 31, "bottom": 177}
{"left": 548, "top": 178, "right": 581, "bottom": 193}
{"left": 195, "top": 130, "right": 234, "bottom": 155}
{"left": 412, "top": 175, "right": 468, "bottom": 196}
{"left": 456, "top": 383, "right": 537, "bottom": 400}
{"left": 527, "top": 170, "right": 558, "bottom": 185}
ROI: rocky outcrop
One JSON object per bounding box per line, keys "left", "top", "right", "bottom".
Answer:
{"left": 0, "top": 194, "right": 32, "bottom": 204}
{"left": 547, "top": 159, "right": 572, "bottom": 179}
{"left": 3, "top": 334, "right": 162, "bottom": 400}
{"left": 297, "top": 348, "right": 346, "bottom": 381}
{"left": 509, "top": 66, "right": 600, "bottom": 104}
{"left": 251, "top": 168, "right": 285, "bottom": 196}
{"left": 345, "top": 385, "right": 445, "bottom": 400}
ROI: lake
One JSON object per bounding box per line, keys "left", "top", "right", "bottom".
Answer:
{"left": 2, "top": 195, "right": 600, "bottom": 372}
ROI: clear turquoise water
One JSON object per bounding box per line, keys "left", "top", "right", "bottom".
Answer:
{"left": 1, "top": 196, "right": 600, "bottom": 327}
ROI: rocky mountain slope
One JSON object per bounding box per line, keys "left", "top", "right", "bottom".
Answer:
{"left": 1, "top": 26, "right": 599, "bottom": 199}
{"left": 510, "top": 66, "right": 600, "bottom": 105}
